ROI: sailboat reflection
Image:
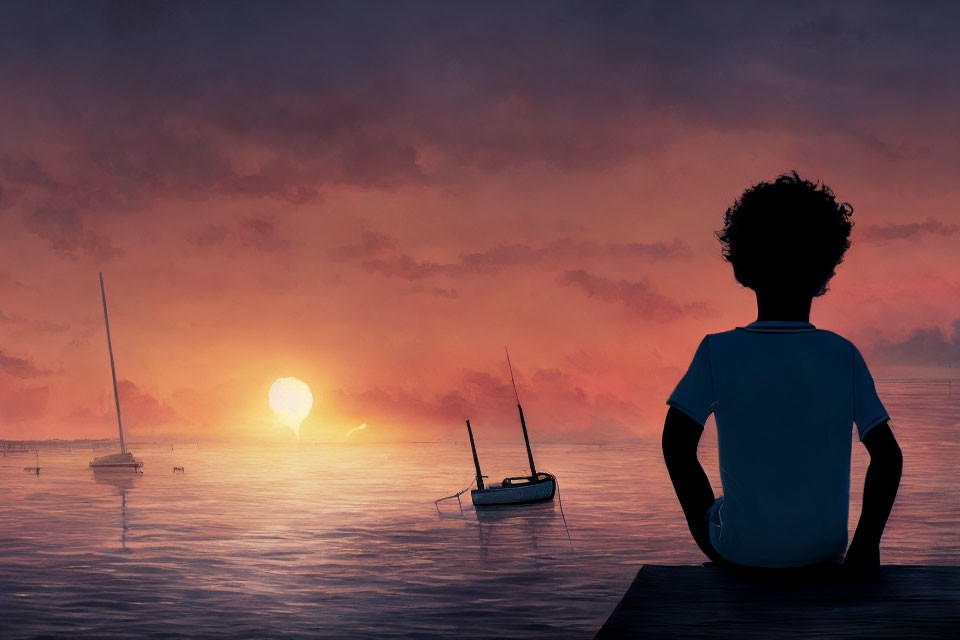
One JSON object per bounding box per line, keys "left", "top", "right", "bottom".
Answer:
{"left": 472, "top": 502, "right": 574, "bottom": 562}
{"left": 93, "top": 471, "right": 140, "bottom": 551}
{"left": 473, "top": 501, "right": 558, "bottom": 524}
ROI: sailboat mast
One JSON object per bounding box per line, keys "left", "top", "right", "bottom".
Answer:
{"left": 465, "top": 420, "right": 484, "bottom": 491}
{"left": 99, "top": 273, "right": 125, "bottom": 454}
{"left": 505, "top": 347, "right": 537, "bottom": 476}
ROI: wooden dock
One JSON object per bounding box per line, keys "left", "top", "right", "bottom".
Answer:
{"left": 595, "top": 564, "right": 960, "bottom": 638}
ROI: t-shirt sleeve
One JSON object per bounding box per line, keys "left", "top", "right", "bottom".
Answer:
{"left": 667, "top": 336, "right": 714, "bottom": 426}
{"left": 852, "top": 345, "right": 889, "bottom": 440}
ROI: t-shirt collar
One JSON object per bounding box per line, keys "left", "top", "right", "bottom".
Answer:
{"left": 740, "top": 320, "right": 817, "bottom": 333}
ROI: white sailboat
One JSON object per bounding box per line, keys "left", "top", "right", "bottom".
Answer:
{"left": 90, "top": 273, "right": 143, "bottom": 472}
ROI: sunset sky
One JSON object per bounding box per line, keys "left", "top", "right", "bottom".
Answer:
{"left": 1, "top": 2, "right": 958, "bottom": 443}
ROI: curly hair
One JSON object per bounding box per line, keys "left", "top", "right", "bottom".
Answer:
{"left": 717, "top": 171, "right": 854, "bottom": 298}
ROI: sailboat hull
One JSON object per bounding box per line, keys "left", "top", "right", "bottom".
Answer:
{"left": 90, "top": 451, "right": 143, "bottom": 471}
{"left": 471, "top": 473, "right": 556, "bottom": 507}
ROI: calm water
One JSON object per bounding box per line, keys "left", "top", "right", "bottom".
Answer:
{"left": 1, "top": 381, "right": 957, "bottom": 639}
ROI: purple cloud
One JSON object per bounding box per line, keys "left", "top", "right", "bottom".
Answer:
{"left": 25, "top": 208, "right": 124, "bottom": 261}
{"left": 188, "top": 218, "right": 290, "bottom": 252}
{"left": 873, "top": 320, "right": 960, "bottom": 367}
{"left": 0, "top": 349, "right": 50, "bottom": 378}
{"left": 339, "top": 232, "right": 687, "bottom": 281}
{"left": 559, "top": 269, "right": 708, "bottom": 321}
{"left": 860, "top": 218, "right": 959, "bottom": 242}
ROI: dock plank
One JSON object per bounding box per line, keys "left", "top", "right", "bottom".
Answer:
{"left": 595, "top": 565, "right": 960, "bottom": 638}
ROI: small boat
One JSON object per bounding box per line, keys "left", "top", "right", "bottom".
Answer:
{"left": 470, "top": 467, "right": 557, "bottom": 506}
{"left": 89, "top": 273, "right": 143, "bottom": 473}
{"left": 467, "top": 349, "right": 557, "bottom": 508}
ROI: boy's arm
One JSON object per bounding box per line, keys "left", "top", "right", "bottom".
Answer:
{"left": 662, "top": 407, "right": 724, "bottom": 563}
{"left": 844, "top": 422, "right": 902, "bottom": 571}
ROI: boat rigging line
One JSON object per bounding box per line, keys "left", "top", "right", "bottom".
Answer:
{"left": 435, "top": 477, "right": 478, "bottom": 513}
{"left": 555, "top": 476, "right": 574, "bottom": 552}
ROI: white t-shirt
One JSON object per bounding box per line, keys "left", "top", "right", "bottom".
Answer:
{"left": 667, "top": 320, "right": 889, "bottom": 568}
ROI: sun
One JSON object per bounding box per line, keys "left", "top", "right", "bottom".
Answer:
{"left": 269, "top": 377, "right": 313, "bottom": 437}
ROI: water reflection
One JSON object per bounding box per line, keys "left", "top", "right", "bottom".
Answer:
{"left": 93, "top": 471, "right": 140, "bottom": 552}
{"left": 444, "top": 502, "right": 575, "bottom": 565}
{"left": 473, "top": 501, "right": 560, "bottom": 524}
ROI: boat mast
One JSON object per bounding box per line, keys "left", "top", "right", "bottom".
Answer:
{"left": 505, "top": 347, "right": 537, "bottom": 476}
{"left": 99, "top": 273, "right": 126, "bottom": 454}
{"left": 465, "top": 420, "right": 484, "bottom": 490}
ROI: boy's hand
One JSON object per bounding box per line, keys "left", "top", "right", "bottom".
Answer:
{"left": 845, "top": 423, "right": 901, "bottom": 577}
{"left": 843, "top": 540, "right": 879, "bottom": 573}
{"left": 662, "top": 407, "right": 719, "bottom": 564}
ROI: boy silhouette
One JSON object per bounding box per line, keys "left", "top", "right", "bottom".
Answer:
{"left": 663, "top": 172, "right": 902, "bottom": 570}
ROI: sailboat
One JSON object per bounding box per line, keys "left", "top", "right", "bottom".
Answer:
{"left": 90, "top": 273, "right": 143, "bottom": 472}
{"left": 467, "top": 349, "right": 556, "bottom": 507}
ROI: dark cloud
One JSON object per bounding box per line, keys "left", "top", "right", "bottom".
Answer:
{"left": 188, "top": 224, "right": 230, "bottom": 247}
{"left": 860, "top": 217, "right": 959, "bottom": 242}
{"left": 28, "top": 319, "right": 70, "bottom": 333}
{"left": 188, "top": 218, "right": 290, "bottom": 252}
{"left": 327, "top": 360, "right": 647, "bottom": 440}
{"left": 237, "top": 218, "right": 289, "bottom": 252}
{"left": 788, "top": 11, "right": 871, "bottom": 45}
{"left": 24, "top": 208, "right": 124, "bottom": 261}
{"left": 344, "top": 233, "right": 687, "bottom": 281}
{"left": 214, "top": 159, "right": 321, "bottom": 203}
{"left": 873, "top": 320, "right": 960, "bottom": 367}
{"left": 58, "top": 380, "right": 181, "bottom": 433}
{"left": 0, "top": 1, "right": 955, "bottom": 225}
{"left": 531, "top": 367, "right": 577, "bottom": 385}
{"left": 0, "top": 273, "right": 26, "bottom": 290}
{"left": 462, "top": 369, "right": 516, "bottom": 402}
{"left": 0, "top": 348, "right": 50, "bottom": 378}
{"left": 405, "top": 286, "right": 460, "bottom": 299}
{"left": 0, "top": 310, "right": 70, "bottom": 333}
{"left": 559, "top": 269, "right": 708, "bottom": 321}
{"left": 549, "top": 417, "right": 640, "bottom": 444}
{"left": 336, "top": 134, "right": 423, "bottom": 188}
{"left": 0, "top": 157, "right": 57, "bottom": 188}
{"left": 117, "top": 379, "right": 179, "bottom": 426}
{"left": 461, "top": 237, "right": 689, "bottom": 270}
{"left": 456, "top": 244, "right": 537, "bottom": 270}
{"left": 846, "top": 129, "right": 931, "bottom": 161}
{"left": 329, "top": 231, "right": 395, "bottom": 260}
{"left": 361, "top": 254, "right": 459, "bottom": 281}
{"left": 457, "top": 364, "right": 645, "bottom": 439}
{"left": 330, "top": 385, "right": 471, "bottom": 432}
